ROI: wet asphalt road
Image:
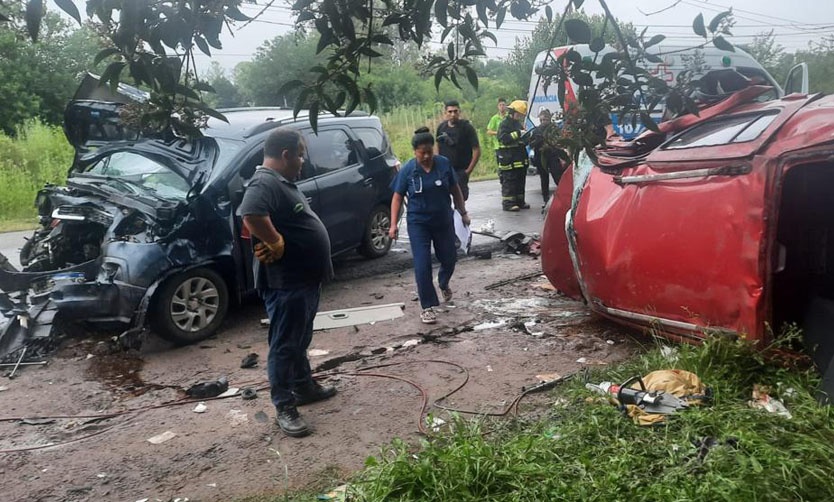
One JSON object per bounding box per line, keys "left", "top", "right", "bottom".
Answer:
{"left": 0, "top": 177, "right": 550, "bottom": 280}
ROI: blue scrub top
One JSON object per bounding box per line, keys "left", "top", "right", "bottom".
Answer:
{"left": 391, "top": 155, "right": 459, "bottom": 224}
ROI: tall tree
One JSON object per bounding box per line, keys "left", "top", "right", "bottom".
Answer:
{"left": 0, "top": 7, "right": 101, "bottom": 135}
{"left": 202, "top": 62, "right": 244, "bottom": 109}
{"left": 20, "top": 0, "right": 738, "bottom": 154}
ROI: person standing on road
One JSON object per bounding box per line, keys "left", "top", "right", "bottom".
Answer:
{"left": 389, "top": 127, "right": 470, "bottom": 324}
{"left": 486, "top": 97, "right": 507, "bottom": 161}
{"left": 239, "top": 128, "right": 336, "bottom": 438}
{"left": 529, "top": 108, "right": 567, "bottom": 208}
{"left": 436, "top": 100, "right": 481, "bottom": 201}
{"left": 497, "top": 100, "right": 531, "bottom": 211}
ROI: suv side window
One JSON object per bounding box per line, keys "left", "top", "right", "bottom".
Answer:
{"left": 304, "top": 129, "right": 356, "bottom": 175}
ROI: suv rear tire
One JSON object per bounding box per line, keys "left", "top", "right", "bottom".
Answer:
{"left": 150, "top": 267, "right": 229, "bottom": 345}
{"left": 359, "top": 204, "right": 392, "bottom": 258}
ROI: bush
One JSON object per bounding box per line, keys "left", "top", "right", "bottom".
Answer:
{"left": 0, "top": 121, "right": 72, "bottom": 227}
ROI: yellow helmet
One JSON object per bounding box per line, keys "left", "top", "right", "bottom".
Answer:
{"left": 508, "top": 100, "right": 528, "bottom": 116}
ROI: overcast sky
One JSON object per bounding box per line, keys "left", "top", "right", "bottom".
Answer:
{"left": 51, "top": 0, "right": 834, "bottom": 73}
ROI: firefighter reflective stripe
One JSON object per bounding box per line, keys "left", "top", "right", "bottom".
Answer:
{"left": 497, "top": 161, "right": 527, "bottom": 171}
{"left": 511, "top": 131, "right": 520, "bottom": 140}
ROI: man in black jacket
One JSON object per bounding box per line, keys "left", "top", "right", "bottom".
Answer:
{"left": 436, "top": 100, "right": 481, "bottom": 200}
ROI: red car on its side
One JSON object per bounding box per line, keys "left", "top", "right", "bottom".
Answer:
{"left": 542, "top": 80, "right": 834, "bottom": 393}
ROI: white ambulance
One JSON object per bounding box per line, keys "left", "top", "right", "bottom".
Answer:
{"left": 527, "top": 44, "right": 809, "bottom": 139}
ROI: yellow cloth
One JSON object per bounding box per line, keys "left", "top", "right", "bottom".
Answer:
{"left": 623, "top": 369, "right": 707, "bottom": 426}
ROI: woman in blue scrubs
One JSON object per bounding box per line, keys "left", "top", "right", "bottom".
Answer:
{"left": 389, "top": 127, "right": 471, "bottom": 324}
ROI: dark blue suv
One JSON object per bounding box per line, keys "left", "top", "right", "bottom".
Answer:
{"left": 0, "top": 101, "right": 398, "bottom": 354}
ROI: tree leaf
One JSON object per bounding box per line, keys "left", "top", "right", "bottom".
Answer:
{"left": 481, "top": 30, "right": 498, "bottom": 45}
{"left": 94, "top": 48, "right": 122, "bottom": 66}
{"left": 589, "top": 37, "right": 605, "bottom": 53}
{"left": 194, "top": 101, "right": 229, "bottom": 123}
{"left": 464, "top": 66, "right": 478, "bottom": 90}
{"left": 713, "top": 36, "right": 734, "bottom": 52}
{"left": 708, "top": 10, "right": 732, "bottom": 32}
{"left": 435, "top": 0, "right": 448, "bottom": 27}
{"left": 365, "top": 87, "right": 377, "bottom": 114}
{"left": 193, "top": 81, "right": 216, "bottom": 93}
{"left": 496, "top": 7, "right": 506, "bottom": 29}
{"left": 476, "top": 2, "right": 488, "bottom": 26}
{"left": 175, "top": 84, "right": 201, "bottom": 101}
{"left": 692, "top": 13, "right": 706, "bottom": 38}
{"left": 640, "top": 111, "right": 659, "bottom": 132}
{"left": 645, "top": 34, "right": 665, "bottom": 48}
{"left": 194, "top": 35, "right": 211, "bottom": 56}
{"left": 25, "top": 0, "right": 44, "bottom": 42}
{"left": 434, "top": 69, "right": 445, "bottom": 91}
{"left": 309, "top": 100, "right": 319, "bottom": 132}
{"left": 100, "top": 61, "right": 126, "bottom": 92}
{"left": 565, "top": 19, "right": 591, "bottom": 44}
{"left": 447, "top": 42, "right": 455, "bottom": 60}
{"left": 225, "top": 5, "right": 250, "bottom": 22}
{"left": 572, "top": 0, "right": 585, "bottom": 8}
{"left": 294, "top": 88, "right": 312, "bottom": 120}
{"left": 545, "top": 6, "right": 553, "bottom": 23}
{"left": 54, "top": 0, "right": 81, "bottom": 24}
{"left": 644, "top": 53, "right": 662, "bottom": 63}
{"left": 450, "top": 70, "right": 460, "bottom": 89}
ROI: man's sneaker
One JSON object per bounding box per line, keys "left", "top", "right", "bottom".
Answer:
{"left": 275, "top": 406, "right": 310, "bottom": 437}
{"left": 421, "top": 308, "right": 437, "bottom": 324}
{"left": 441, "top": 287, "right": 453, "bottom": 303}
{"left": 293, "top": 382, "right": 337, "bottom": 406}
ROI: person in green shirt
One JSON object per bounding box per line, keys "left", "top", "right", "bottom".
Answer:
{"left": 486, "top": 97, "right": 507, "bottom": 158}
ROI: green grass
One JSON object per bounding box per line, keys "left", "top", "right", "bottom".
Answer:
{"left": 0, "top": 121, "right": 72, "bottom": 226}
{"left": 381, "top": 105, "right": 499, "bottom": 182}
{"left": 342, "top": 334, "right": 834, "bottom": 501}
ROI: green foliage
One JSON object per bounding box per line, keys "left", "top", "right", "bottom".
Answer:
{"left": 0, "top": 11, "right": 101, "bottom": 135}
{"left": 0, "top": 121, "right": 72, "bottom": 225}
{"left": 349, "top": 336, "right": 834, "bottom": 501}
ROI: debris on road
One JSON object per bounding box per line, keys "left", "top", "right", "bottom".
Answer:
{"left": 147, "top": 431, "right": 177, "bottom": 444}
{"left": 240, "top": 353, "right": 259, "bottom": 369}
{"left": 193, "top": 402, "right": 207, "bottom": 413}
{"left": 185, "top": 376, "right": 229, "bottom": 399}
{"left": 240, "top": 387, "right": 257, "bottom": 400}
{"left": 749, "top": 384, "right": 792, "bottom": 419}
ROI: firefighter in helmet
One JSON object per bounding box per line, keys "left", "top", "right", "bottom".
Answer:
{"left": 496, "top": 100, "right": 530, "bottom": 211}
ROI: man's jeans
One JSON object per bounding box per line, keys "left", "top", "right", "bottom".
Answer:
{"left": 407, "top": 216, "right": 457, "bottom": 309}
{"left": 260, "top": 284, "right": 321, "bottom": 408}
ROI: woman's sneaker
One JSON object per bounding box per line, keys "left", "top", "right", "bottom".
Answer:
{"left": 420, "top": 308, "right": 437, "bottom": 324}
{"left": 441, "top": 288, "right": 453, "bottom": 303}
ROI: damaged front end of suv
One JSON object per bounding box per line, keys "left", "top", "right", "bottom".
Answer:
{"left": 0, "top": 100, "right": 233, "bottom": 364}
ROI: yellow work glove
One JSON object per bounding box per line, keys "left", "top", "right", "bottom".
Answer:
{"left": 253, "top": 234, "right": 285, "bottom": 264}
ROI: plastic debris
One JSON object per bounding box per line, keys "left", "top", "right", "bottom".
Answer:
{"left": 193, "top": 402, "right": 207, "bottom": 413}
{"left": 576, "top": 357, "right": 588, "bottom": 364}
{"left": 476, "top": 219, "right": 495, "bottom": 234}
{"left": 660, "top": 345, "right": 679, "bottom": 362}
{"left": 147, "top": 431, "right": 177, "bottom": 444}
{"left": 402, "top": 339, "right": 420, "bottom": 347}
{"left": 473, "top": 319, "right": 509, "bottom": 331}
{"left": 308, "top": 349, "right": 330, "bottom": 357}
{"left": 486, "top": 365, "right": 493, "bottom": 372}
{"left": 749, "top": 384, "right": 792, "bottom": 419}
{"left": 218, "top": 387, "right": 239, "bottom": 398}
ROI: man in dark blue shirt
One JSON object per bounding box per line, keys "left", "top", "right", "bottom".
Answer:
{"left": 239, "top": 128, "right": 335, "bottom": 438}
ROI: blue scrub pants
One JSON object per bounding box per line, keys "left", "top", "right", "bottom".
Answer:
{"left": 407, "top": 214, "right": 457, "bottom": 309}
{"left": 260, "top": 284, "right": 320, "bottom": 408}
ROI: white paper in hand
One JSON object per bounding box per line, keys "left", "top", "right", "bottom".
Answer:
{"left": 453, "top": 211, "right": 471, "bottom": 254}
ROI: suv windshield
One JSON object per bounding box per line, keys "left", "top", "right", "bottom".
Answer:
{"left": 76, "top": 151, "right": 191, "bottom": 200}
